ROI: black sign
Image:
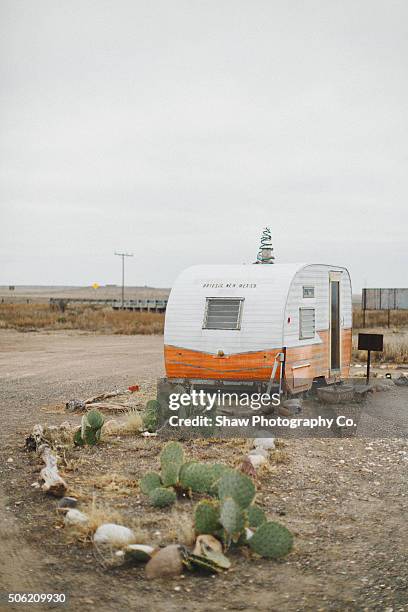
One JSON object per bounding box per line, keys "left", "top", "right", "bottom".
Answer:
{"left": 358, "top": 333, "right": 383, "bottom": 352}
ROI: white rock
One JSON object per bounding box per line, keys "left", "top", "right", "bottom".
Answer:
{"left": 253, "top": 437, "right": 275, "bottom": 450}
{"left": 125, "top": 544, "right": 155, "bottom": 562}
{"left": 245, "top": 528, "right": 254, "bottom": 540}
{"left": 248, "top": 454, "right": 267, "bottom": 468}
{"left": 93, "top": 523, "right": 135, "bottom": 546}
{"left": 64, "top": 509, "right": 89, "bottom": 527}
{"left": 248, "top": 448, "right": 268, "bottom": 458}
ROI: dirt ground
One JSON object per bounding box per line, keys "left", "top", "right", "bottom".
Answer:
{"left": 0, "top": 330, "right": 407, "bottom": 612}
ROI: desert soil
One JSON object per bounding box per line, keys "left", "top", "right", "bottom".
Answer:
{"left": 0, "top": 330, "right": 407, "bottom": 612}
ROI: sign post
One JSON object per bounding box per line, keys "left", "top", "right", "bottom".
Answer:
{"left": 357, "top": 333, "right": 384, "bottom": 384}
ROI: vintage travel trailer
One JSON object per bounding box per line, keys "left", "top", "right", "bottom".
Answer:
{"left": 163, "top": 261, "right": 352, "bottom": 394}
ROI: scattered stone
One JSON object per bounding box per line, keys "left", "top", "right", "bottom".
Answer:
{"left": 65, "top": 399, "right": 86, "bottom": 411}
{"left": 239, "top": 457, "right": 257, "bottom": 478}
{"left": 94, "top": 524, "right": 135, "bottom": 546}
{"left": 248, "top": 448, "right": 268, "bottom": 458}
{"left": 193, "top": 534, "right": 223, "bottom": 556}
{"left": 145, "top": 545, "right": 183, "bottom": 579}
{"left": 317, "top": 385, "right": 354, "bottom": 403}
{"left": 125, "top": 544, "right": 155, "bottom": 563}
{"left": 6, "top": 457, "right": 13, "bottom": 463}
{"left": 253, "top": 438, "right": 275, "bottom": 450}
{"left": 247, "top": 454, "right": 267, "bottom": 469}
{"left": 373, "top": 382, "right": 393, "bottom": 392}
{"left": 245, "top": 528, "right": 254, "bottom": 541}
{"left": 395, "top": 375, "right": 408, "bottom": 387}
{"left": 282, "top": 399, "right": 302, "bottom": 414}
{"left": 64, "top": 509, "right": 89, "bottom": 527}
{"left": 57, "top": 496, "right": 78, "bottom": 510}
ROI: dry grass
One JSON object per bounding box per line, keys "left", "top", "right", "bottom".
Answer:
{"left": 353, "top": 305, "right": 408, "bottom": 329}
{"left": 351, "top": 305, "right": 408, "bottom": 364}
{"left": 353, "top": 339, "right": 408, "bottom": 364}
{"left": 0, "top": 303, "right": 164, "bottom": 334}
{"left": 120, "top": 409, "right": 144, "bottom": 434}
{"left": 66, "top": 495, "right": 148, "bottom": 546}
{"left": 271, "top": 449, "right": 290, "bottom": 464}
{"left": 169, "top": 510, "right": 195, "bottom": 546}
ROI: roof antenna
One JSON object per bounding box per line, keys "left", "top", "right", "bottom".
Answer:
{"left": 255, "top": 227, "right": 275, "bottom": 264}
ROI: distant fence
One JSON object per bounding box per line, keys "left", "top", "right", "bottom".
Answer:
{"left": 362, "top": 289, "right": 408, "bottom": 310}
{"left": 49, "top": 297, "right": 168, "bottom": 313}
{"left": 361, "top": 288, "right": 408, "bottom": 327}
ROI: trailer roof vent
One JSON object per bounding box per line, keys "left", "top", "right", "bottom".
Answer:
{"left": 255, "top": 227, "right": 275, "bottom": 264}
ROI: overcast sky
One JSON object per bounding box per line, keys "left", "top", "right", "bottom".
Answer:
{"left": 1, "top": 1, "right": 407, "bottom": 291}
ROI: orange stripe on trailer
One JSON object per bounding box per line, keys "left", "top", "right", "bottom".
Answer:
{"left": 164, "top": 345, "right": 282, "bottom": 381}
{"left": 165, "top": 328, "right": 352, "bottom": 383}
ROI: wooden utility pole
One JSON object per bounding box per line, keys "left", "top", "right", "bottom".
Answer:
{"left": 114, "top": 252, "right": 133, "bottom": 308}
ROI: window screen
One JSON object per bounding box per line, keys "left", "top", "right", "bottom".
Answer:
{"left": 203, "top": 298, "right": 244, "bottom": 330}
{"left": 299, "top": 308, "right": 315, "bottom": 339}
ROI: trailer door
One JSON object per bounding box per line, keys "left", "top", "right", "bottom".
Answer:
{"left": 329, "top": 272, "right": 341, "bottom": 372}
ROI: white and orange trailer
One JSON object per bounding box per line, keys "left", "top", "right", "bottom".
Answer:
{"left": 163, "top": 263, "right": 352, "bottom": 394}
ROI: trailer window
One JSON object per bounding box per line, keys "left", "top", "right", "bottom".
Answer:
{"left": 203, "top": 298, "right": 244, "bottom": 330}
{"left": 299, "top": 308, "right": 315, "bottom": 339}
{"left": 303, "top": 286, "right": 314, "bottom": 298}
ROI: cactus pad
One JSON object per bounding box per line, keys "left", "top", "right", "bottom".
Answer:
{"left": 218, "top": 469, "right": 255, "bottom": 509}
{"left": 249, "top": 521, "right": 293, "bottom": 558}
{"left": 77, "top": 410, "right": 104, "bottom": 446}
{"left": 149, "top": 487, "right": 177, "bottom": 508}
{"left": 85, "top": 409, "right": 104, "bottom": 429}
{"left": 142, "top": 410, "right": 159, "bottom": 433}
{"left": 247, "top": 505, "right": 267, "bottom": 528}
{"left": 140, "top": 472, "right": 162, "bottom": 495}
{"left": 220, "top": 497, "right": 246, "bottom": 542}
{"left": 194, "top": 500, "right": 220, "bottom": 535}
{"left": 160, "top": 442, "right": 184, "bottom": 486}
{"left": 179, "top": 462, "right": 215, "bottom": 493}
{"left": 73, "top": 428, "right": 84, "bottom": 446}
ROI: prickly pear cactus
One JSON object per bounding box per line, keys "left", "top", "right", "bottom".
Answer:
{"left": 85, "top": 409, "right": 104, "bottom": 430}
{"left": 142, "top": 400, "right": 160, "bottom": 432}
{"left": 218, "top": 469, "right": 255, "bottom": 509}
{"left": 140, "top": 472, "right": 162, "bottom": 495}
{"left": 248, "top": 521, "right": 293, "bottom": 558}
{"left": 75, "top": 409, "right": 104, "bottom": 446}
{"left": 149, "top": 487, "right": 176, "bottom": 508}
{"left": 194, "top": 500, "right": 220, "bottom": 535}
{"left": 73, "top": 427, "right": 84, "bottom": 446}
{"left": 179, "top": 462, "right": 215, "bottom": 493}
{"left": 207, "top": 464, "right": 232, "bottom": 496}
{"left": 247, "top": 504, "right": 267, "bottom": 528}
{"left": 220, "top": 497, "right": 246, "bottom": 543}
{"left": 160, "top": 442, "right": 184, "bottom": 486}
